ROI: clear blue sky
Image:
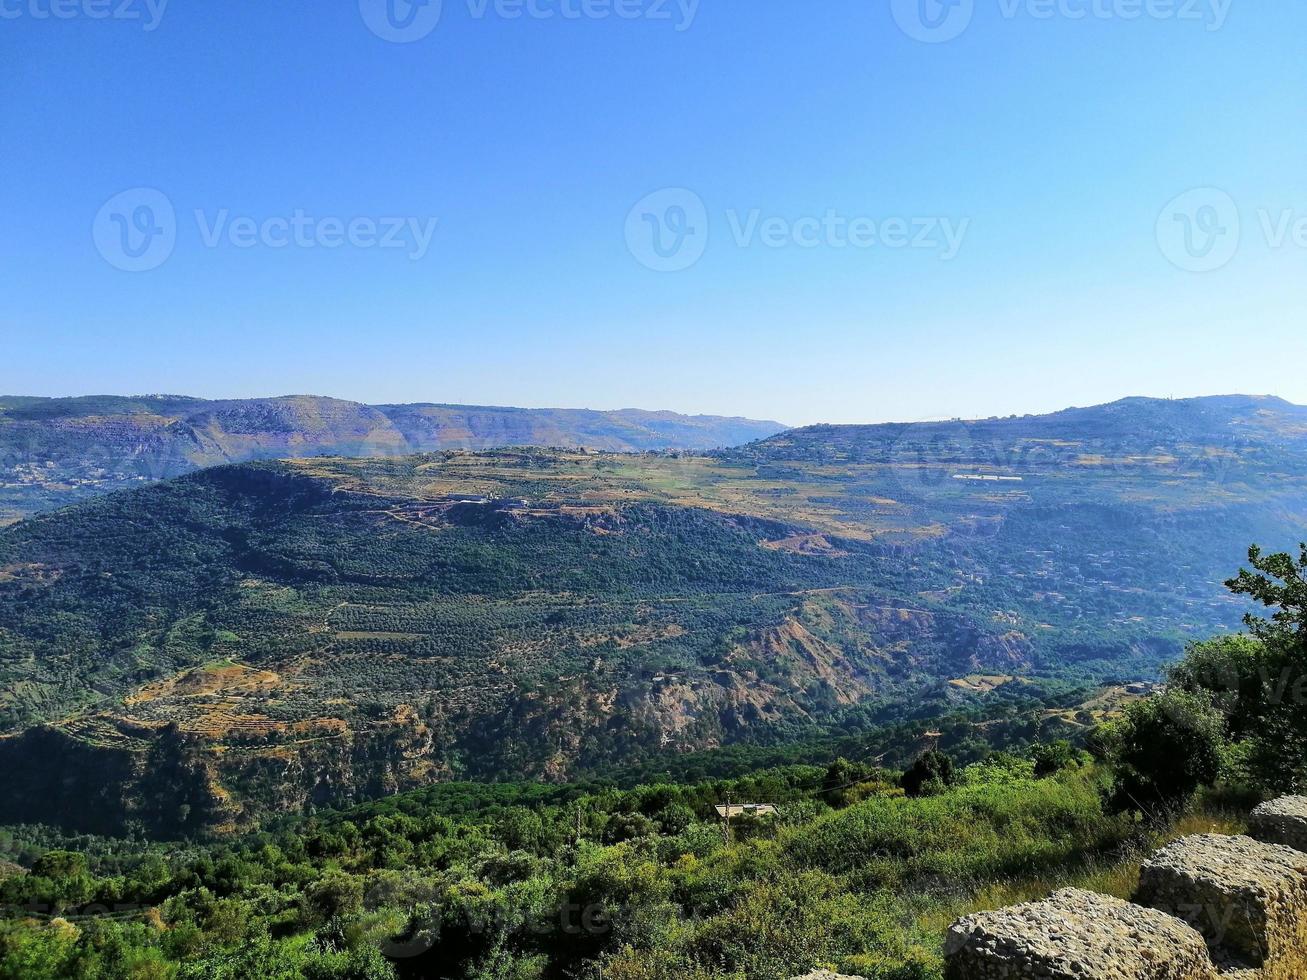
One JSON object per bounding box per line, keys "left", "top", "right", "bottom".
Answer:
{"left": 2, "top": 0, "right": 1304, "bottom": 426}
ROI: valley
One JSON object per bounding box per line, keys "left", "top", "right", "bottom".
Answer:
{"left": 1, "top": 395, "right": 1304, "bottom": 834}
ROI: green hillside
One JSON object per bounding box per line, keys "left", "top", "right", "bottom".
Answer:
{"left": 0, "top": 395, "right": 786, "bottom": 525}
{"left": 0, "top": 752, "right": 1146, "bottom": 980}
{"left": 1, "top": 395, "right": 1305, "bottom": 834}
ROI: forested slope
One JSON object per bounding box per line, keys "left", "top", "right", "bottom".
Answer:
{"left": 2, "top": 394, "right": 1305, "bottom": 832}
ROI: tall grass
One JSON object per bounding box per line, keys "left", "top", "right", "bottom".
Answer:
{"left": 915, "top": 794, "right": 1249, "bottom": 938}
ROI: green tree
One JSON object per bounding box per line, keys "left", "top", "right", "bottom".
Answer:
{"left": 1227, "top": 543, "right": 1307, "bottom": 640}
{"left": 305, "top": 872, "right": 365, "bottom": 923}
{"left": 27, "top": 851, "right": 92, "bottom": 906}
{"left": 1100, "top": 689, "right": 1225, "bottom": 813}
{"left": 1164, "top": 544, "right": 1307, "bottom": 793}
{"left": 1167, "top": 634, "right": 1269, "bottom": 738}
{"left": 822, "top": 757, "right": 878, "bottom": 806}
{"left": 1030, "top": 740, "right": 1084, "bottom": 778}
{"left": 899, "top": 751, "right": 955, "bottom": 798}
{"left": 29, "top": 852, "right": 88, "bottom": 881}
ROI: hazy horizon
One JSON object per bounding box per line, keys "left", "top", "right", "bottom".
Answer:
{"left": 3, "top": 387, "right": 1300, "bottom": 430}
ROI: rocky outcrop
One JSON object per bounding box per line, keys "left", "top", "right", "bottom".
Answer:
{"left": 1135, "top": 833, "right": 1307, "bottom": 967}
{"left": 945, "top": 888, "right": 1215, "bottom": 980}
{"left": 944, "top": 796, "right": 1307, "bottom": 980}
{"left": 0, "top": 710, "right": 441, "bottom": 837}
{"left": 1249, "top": 797, "right": 1307, "bottom": 855}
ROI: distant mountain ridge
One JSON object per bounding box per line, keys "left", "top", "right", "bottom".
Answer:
{"left": 0, "top": 394, "right": 787, "bottom": 524}
{"left": 747, "top": 393, "right": 1307, "bottom": 447}
{"left": 738, "top": 394, "right": 1307, "bottom": 470}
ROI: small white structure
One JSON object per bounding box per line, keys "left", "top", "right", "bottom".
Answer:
{"left": 714, "top": 803, "right": 778, "bottom": 819}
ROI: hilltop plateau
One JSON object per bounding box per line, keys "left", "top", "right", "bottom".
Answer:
{"left": 0, "top": 394, "right": 786, "bottom": 524}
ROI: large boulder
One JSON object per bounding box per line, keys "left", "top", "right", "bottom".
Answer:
{"left": 1249, "top": 796, "right": 1307, "bottom": 854}
{"left": 1134, "top": 833, "right": 1307, "bottom": 969}
{"left": 944, "top": 887, "right": 1215, "bottom": 980}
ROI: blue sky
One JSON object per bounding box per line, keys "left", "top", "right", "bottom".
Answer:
{"left": 2, "top": 0, "right": 1304, "bottom": 426}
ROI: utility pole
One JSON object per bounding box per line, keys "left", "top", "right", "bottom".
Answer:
{"left": 575, "top": 806, "right": 583, "bottom": 846}
{"left": 722, "top": 794, "right": 731, "bottom": 846}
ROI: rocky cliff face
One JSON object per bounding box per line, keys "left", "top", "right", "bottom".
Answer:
{"left": 0, "top": 723, "right": 232, "bottom": 837}
{"left": 0, "top": 581, "right": 1003, "bottom": 838}
{"left": 0, "top": 708, "right": 442, "bottom": 836}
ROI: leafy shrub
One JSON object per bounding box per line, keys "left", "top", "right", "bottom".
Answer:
{"left": 1096, "top": 689, "right": 1225, "bottom": 814}
{"left": 900, "top": 751, "right": 956, "bottom": 798}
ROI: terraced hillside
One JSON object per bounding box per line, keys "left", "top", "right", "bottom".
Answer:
{"left": 0, "top": 395, "right": 1305, "bottom": 834}
{"left": 0, "top": 394, "right": 786, "bottom": 524}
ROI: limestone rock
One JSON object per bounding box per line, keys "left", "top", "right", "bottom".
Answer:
{"left": 1249, "top": 796, "right": 1307, "bottom": 854}
{"left": 944, "top": 887, "right": 1216, "bottom": 979}
{"left": 1134, "top": 833, "right": 1307, "bottom": 967}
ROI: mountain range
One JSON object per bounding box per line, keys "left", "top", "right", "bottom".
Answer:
{"left": 1, "top": 393, "right": 1305, "bottom": 835}
{"left": 0, "top": 394, "right": 787, "bottom": 525}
